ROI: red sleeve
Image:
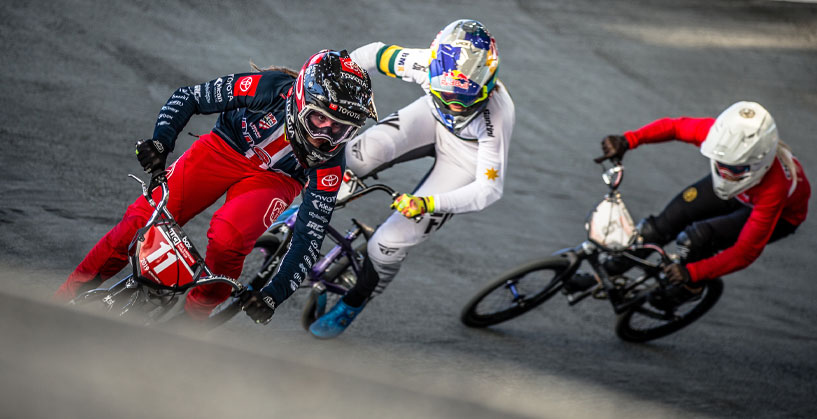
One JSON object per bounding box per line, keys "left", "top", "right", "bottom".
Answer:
{"left": 685, "top": 170, "right": 789, "bottom": 282}
{"left": 623, "top": 117, "right": 715, "bottom": 150}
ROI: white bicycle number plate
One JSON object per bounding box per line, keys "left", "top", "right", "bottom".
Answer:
{"left": 586, "top": 196, "right": 637, "bottom": 251}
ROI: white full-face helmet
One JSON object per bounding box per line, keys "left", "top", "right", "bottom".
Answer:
{"left": 701, "top": 101, "right": 779, "bottom": 200}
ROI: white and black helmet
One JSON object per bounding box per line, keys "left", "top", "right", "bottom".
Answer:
{"left": 701, "top": 101, "right": 779, "bottom": 199}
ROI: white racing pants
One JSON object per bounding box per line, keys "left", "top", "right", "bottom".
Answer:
{"left": 345, "top": 96, "right": 478, "bottom": 291}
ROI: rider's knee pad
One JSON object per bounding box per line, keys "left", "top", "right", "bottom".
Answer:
{"left": 681, "top": 223, "right": 713, "bottom": 248}
{"left": 675, "top": 230, "right": 693, "bottom": 248}
{"left": 676, "top": 223, "right": 713, "bottom": 262}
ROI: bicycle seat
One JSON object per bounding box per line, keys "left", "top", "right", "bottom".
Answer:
{"left": 352, "top": 218, "right": 376, "bottom": 240}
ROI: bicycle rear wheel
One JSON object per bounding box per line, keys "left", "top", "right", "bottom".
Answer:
{"left": 460, "top": 256, "right": 570, "bottom": 328}
{"left": 615, "top": 278, "right": 723, "bottom": 342}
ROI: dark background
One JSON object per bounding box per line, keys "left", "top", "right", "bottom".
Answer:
{"left": 1, "top": 1, "right": 816, "bottom": 417}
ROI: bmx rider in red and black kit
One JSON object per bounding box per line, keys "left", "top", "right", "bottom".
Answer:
{"left": 591, "top": 101, "right": 809, "bottom": 305}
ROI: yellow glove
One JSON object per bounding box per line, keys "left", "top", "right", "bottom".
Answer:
{"left": 391, "top": 193, "right": 434, "bottom": 218}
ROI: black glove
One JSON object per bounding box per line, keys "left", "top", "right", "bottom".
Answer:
{"left": 651, "top": 263, "right": 703, "bottom": 309}
{"left": 663, "top": 263, "right": 691, "bottom": 284}
{"left": 240, "top": 288, "right": 276, "bottom": 325}
{"left": 136, "top": 139, "right": 169, "bottom": 175}
{"left": 594, "top": 135, "right": 629, "bottom": 163}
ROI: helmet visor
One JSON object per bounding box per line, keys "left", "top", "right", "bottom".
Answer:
{"left": 714, "top": 161, "right": 751, "bottom": 182}
{"left": 430, "top": 85, "right": 488, "bottom": 108}
{"left": 299, "top": 105, "right": 360, "bottom": 147}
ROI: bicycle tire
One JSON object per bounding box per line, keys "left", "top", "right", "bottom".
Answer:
{"left": 615, "top": 278, "right": 723, "bottom": 343}
{"left": 204, "top": 233, "right": 284, "bottom": 329}
{"left": 460, "top": 256, "right": 570, "bottom": 328}
{"left": 300, "top": 242, "right": 368, "bottom": 331}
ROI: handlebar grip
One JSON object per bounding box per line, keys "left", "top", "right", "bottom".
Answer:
{"left": 593, "top": 155, "right": 624, "bottom": 165}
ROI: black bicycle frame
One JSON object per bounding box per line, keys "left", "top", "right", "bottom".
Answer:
{"left": 553, "top": 242, "right": 669, "bottom": 314}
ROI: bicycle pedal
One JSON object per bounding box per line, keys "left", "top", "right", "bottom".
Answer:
{"left": 563, "top": 272, "right": 597, "bottom": 293}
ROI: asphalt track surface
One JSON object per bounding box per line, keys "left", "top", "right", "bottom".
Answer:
{"left": 1, "top": 1, "right": 816, "bottom": 418}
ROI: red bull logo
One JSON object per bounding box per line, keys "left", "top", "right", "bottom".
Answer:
{"left": 439, "top": 70, "right": 470, "bottom": 89}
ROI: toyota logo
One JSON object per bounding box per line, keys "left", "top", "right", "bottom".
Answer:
{"left": 239, "top": 77, "right": 253, "bottom": 93}
{"left": 321, "top": 174, "right": 339, "bottom": 187}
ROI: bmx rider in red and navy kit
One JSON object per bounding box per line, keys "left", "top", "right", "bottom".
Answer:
{"left": 55, "top": 50, "right": 377, "bottom": 324}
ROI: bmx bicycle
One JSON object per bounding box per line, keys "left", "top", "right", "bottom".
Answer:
{"left": 70, "top": 172, "right": 244, "bottom": 323}
{"left": 460, "top": 159, "right": 723, "bottom": 342}
{"left": 206, "top": 170, "right": 412, "bottom": 330}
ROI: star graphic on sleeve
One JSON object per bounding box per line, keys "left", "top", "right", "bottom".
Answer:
{"left": 485, "top": 167, "right": 499, "bottom": 181}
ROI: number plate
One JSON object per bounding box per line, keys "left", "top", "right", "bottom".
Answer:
{"left": 135, "top": 224, "right": 198, "bottom": 287}
{"left": 586, "top": 195, "right": 636, "bottom": 251}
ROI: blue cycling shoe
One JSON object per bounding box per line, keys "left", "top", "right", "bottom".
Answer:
{"left": 309, "top": 299, "right": 365, "bottom": 339}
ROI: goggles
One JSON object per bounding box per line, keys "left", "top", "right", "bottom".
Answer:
{"left": 298, "top": 104, "right": 361, "bottom": 147}
{"left": 714, "top": 161, "right": 751, "bottom": 181}
{"left": 430, "top": 85, "right": 489, "bottom": 108}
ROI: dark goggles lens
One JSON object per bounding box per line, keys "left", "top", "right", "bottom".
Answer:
{"left": 715, "top": 162, "right": 751, "bottom": 181}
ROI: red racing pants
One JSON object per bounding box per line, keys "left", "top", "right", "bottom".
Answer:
{"left": 55, "top": 132, "right": 302, "bottom": 319}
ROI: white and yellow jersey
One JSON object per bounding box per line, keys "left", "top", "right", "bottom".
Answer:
{"left": 348, "top": 42, "right": 515, "bottom": 214}
{"left": 351, "top": 42, "right": 432, "bottom": 90}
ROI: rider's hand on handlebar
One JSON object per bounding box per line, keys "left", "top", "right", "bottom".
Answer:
{"left": 658, "top": 263, "right": 703, "bottom": 306}
{"left": 593, "top": 135, "right": 629, "bottom": 163}
{"left": 136, "top": 139, "right": 170, "bottom": 175}
{"left": 663, "top": 263, "right": 691, "bottom": 284}
{"left": 391, "top": 193, "right": 433, "bottom": 219}
{"left": 240, "top": 288, "right": 276, "bottom": 325}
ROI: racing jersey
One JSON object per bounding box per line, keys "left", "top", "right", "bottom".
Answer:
{"left": 152, "top": 70, "right": 345, "bottom": 304}
{"left": 624, "top": 117, "right": 810, "bottom": 281}
{"left": 350, "top": 42, "right": 515, "bottom": 214}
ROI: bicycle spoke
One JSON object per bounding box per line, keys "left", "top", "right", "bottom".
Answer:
{"left": 461, "top": 257, "right": 572, "bottom": 328}
{"left": 632, "top": 305, "right": 674, "bottom": 321}
{"left": 616, "top": 278, "right": 723, "bottom": 342}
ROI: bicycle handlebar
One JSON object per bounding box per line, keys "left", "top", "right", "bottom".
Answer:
{"left": 335, "top": 172, "right": 423, "bottom": 223}
{"left": 335, "top": 183, "right": 398, "bottom": 208}
{"left": 129, "top": 171, "right": 171, "bottom": 226}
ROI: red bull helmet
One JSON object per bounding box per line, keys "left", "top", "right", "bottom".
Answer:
{"left": 428, "top": 19, "right": 499, "bottom": 134}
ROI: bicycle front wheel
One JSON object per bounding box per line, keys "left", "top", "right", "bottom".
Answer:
{"left": 460, "top": 256, "right": 570, "bottom": 328}
{"left": 204, "top": 233, "right": 284, "bottom": 329}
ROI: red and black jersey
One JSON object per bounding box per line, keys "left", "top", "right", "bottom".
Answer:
{"left": 151, "top": 71, "right": 346, "bottom": 304}
{"left": 624, "top": 117, "right": 810, "bottom": 281}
